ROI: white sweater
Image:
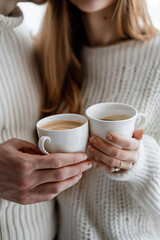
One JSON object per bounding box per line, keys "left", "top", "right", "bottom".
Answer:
{"left": 57, "top": 34, "right": 160, "bottom": 240}
{"left": 0, "top": 8, "right": 56, "bottom": 240}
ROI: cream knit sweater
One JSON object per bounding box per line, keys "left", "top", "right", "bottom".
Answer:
{"left": 0, "top": 8, "right": 56, "bottom": 240}
{"left": 57, "top": 34, "right": 160, "bottom": 240}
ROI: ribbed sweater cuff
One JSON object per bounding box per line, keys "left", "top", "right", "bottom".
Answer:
{"left": 107, "top": 135, "right": 160, "bottom": 187}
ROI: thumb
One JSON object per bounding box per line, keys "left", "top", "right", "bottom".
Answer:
{"left": 9, "top": 138, "right": 43, "bottom": 155}
{"left": 133, "top": 129, "right": 144, "bottom": 140}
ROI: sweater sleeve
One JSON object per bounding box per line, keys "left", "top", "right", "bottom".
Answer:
{"left": 107, "top": 134, "right": 160, "bottom": 219}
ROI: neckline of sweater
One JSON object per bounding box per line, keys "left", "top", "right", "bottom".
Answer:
{"left": 81, "top": 33, "right": 160, "bottom": 67}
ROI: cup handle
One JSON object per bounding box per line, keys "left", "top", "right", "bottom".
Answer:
{"left": 38, "top": 136, "right": 51, "bottom": 155}
{"left": 135, "top": 113, "right": 147, "bottom": 130}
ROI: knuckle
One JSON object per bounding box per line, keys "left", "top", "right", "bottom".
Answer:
{"left": 17, "top": 177, "right": 31, "bottom": 189}
{"left": 15, "top": 160, "right": 31, "bottom": 173}
{"left": 54, "top": 169, "right": 66, "bottom": 181}
{"left": 78, "top": 163, "right": 85, "bottom": 173}
{"left": 111, "top": 149, "right": 119, "bottom": 159}
{"left": 125, "top": 141, "right": 132, "bottom": 149}
{"left": 107, "top": 166, "right": 114, "bottom": 172}
{"left": 52, "top": 158, "right": 62, "bottom": 168}
{"left": 53, "top": 185, "right": 61, "bottom": 194}
{"left": 73, "top": 175, "right": 81, "bottom": 185}
{"left": 16, "top": 158, "right": 33, "bottom": 173}
{"left": 130, "top": 158, "right": 136, "bottom": 163}
{"left": 17, "top": 191, "right": 28, "bottom": 203}
{"left": 45, "top": 194, "right": 55, "bottom": 201}
{"left": 98, "top": 139, "right": 106, "bottom": 149}
{"left": 93, "top": 162, "right": 101, "bottom": 168}
{"left": 106, "top": 158, "right": 112, "bottom": 166}
{"left": 72, "top": 155, "right": 81, "bottom": 164}
{"left": 110, "top": 159, "right": 117, "bottom": 167}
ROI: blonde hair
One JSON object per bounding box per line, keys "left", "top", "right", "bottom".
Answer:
{"left": 115, "top": 0, "right": 157, "bottom": 40}
{"left": 37, "top": 0, "right": 157, "bottom": 116}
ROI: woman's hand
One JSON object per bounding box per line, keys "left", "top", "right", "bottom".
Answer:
{"left": 87, "top": 129, "right": 143, "bottom": 173}
{"left": 0, "top": 138, "right": 92, "bottom": 205}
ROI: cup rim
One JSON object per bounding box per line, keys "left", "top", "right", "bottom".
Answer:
{"left": 85, "top": 102, "right": 138, "bottom": 123}
{"left": 36, "top": 113, "right": 88, "bottom": 132}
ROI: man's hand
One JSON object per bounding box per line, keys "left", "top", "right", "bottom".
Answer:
{"left": 0, "top": 138, "right": 91, "bottom": 204}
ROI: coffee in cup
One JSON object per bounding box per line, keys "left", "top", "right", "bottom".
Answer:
{"left": 36, "top": 114, "right": 89, "bottom": 154}
{"left": 100, "top": 115, "right": 130, "bottom": 121}
{"left": 85, "top": 102, "right": 147, "bottom": 141}
{"left": 40, "top": 120, "right": 84, "bottom": 131}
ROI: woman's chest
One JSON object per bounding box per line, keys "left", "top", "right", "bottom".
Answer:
{"left": 81, "top": 64, "right": 160, "bottom": 140}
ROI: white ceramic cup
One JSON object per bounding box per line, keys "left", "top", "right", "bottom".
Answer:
{"left": 36, "top": 114, "right": 89, "bottom": 154}
{"left": 85, "top": 102, "right": 147, "bottom": 141}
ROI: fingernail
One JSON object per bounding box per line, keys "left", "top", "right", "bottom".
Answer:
{"left": 90, "top": 137, "right": 96, "bottom": 144}
{"left": 79, "top": 174, "right": 82, "bottom": 179}
{"left": 88, "top": 145, "right": 94, "bottom": 153}
{"left": 51, "top": 194, "right": 55, "bottom": 199}
{"left": 83, "top": 163, "right": 92, "bottom": 172}
{"left": 106, "top": 134, "right": 112, "bottom": 141}
{"left": 82, "top": 155, "right": 88, "bottom": 160}
{"left": 87, "top": 162, "right": 92, "bottom": 169}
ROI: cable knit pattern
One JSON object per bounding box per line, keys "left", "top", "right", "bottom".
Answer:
{"left": 57, "top": 35, "right": 160, "bottom": 240}
{"left": 0, "top": 8, "right": 56, "bottom": 240}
